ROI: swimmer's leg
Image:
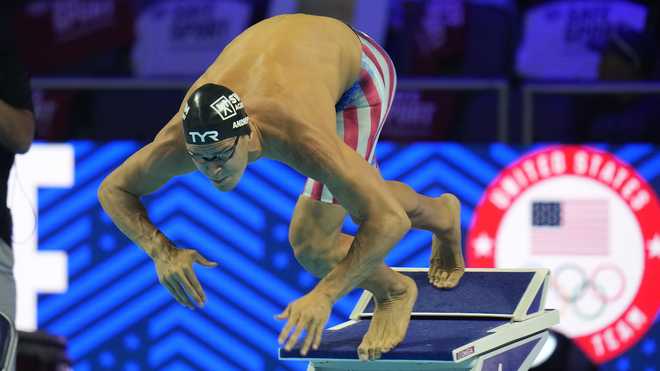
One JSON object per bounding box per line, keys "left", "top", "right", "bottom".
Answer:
{"left": 291, "top": 182, "right": 463, "bottom": 286}
{"left": 385, "top": 181, "right": 464, "bottom": 289}
{"left": 289, "top": 183, "right": 463, "bottom": 360}
{"left": 289, "top": 195, "right": 415, "bottom": 361}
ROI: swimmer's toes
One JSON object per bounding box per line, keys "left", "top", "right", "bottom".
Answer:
{"left": 446, "top": 270, "right": 464, "bottom": 288}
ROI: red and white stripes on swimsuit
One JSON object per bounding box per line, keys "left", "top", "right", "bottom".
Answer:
{"left": 303, "top": 30, "right": 397, "bottom": 204}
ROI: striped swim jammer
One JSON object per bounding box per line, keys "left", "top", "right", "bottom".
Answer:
{"left": 302, "top": 29, "right": 397, "bottom": 203}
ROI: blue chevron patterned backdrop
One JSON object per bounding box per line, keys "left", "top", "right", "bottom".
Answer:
{"left": 35, "top": 141, "right": 659, "bottom": 371}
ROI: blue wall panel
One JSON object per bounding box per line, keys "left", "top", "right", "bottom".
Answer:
{"left": 35, "top": 142, "right": 659, "bottom": 370}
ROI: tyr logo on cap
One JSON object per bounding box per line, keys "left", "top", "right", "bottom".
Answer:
{"left": 188, "top": 130, "right": 220, "bottom": 143}
{"left": 210, "top": 95, "right": 237, "bottom": 120}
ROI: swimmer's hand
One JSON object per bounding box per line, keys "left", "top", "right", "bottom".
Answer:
{"left": 276, "top": 291, "right": 332, "bottom": 356}
{"left": 153, "top": 247, "right": 218, "bottom": 309}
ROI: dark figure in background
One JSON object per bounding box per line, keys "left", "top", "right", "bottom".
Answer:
{"left": 0, "top": 9, "right": 36, "bottom": 371}
{"left": 575, "top": 28, "right": 660, "bottom": 142}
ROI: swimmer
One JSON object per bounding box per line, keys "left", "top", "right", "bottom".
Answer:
{"left": 97, "top": 14, "right": 464, "bottom": 361}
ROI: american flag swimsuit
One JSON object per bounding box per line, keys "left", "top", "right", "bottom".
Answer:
{"left": 302, "top": 29, "right": 397, "bottom": 204}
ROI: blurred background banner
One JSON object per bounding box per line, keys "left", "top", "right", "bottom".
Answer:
{"left": 516, "top": 0, "right": 649, "bottom": 80}
{"left": 466, "top": 144, "right": 660, "bottom": 364}
{"left": 132, "top": 0, "right": 253, "bottom": 77}
{"left": 13, "top": 0, "right": 135, "bottom": 75}
{"left": 12, "top": 0, "right": 658, "bottom": 144}
{"left": 6, "top": 142, "right": 659, "bottom": 370}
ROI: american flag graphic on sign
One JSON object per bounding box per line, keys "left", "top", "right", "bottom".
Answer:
{"left": 531, "top": 200, "right": 609, "bottom": 255}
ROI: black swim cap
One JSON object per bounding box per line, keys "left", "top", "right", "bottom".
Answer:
{"left": 182, "top": 83, "right": 251, "bottom": 144}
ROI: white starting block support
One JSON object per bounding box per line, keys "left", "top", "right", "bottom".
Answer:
{"left": 280, "top": 268, "right": 559, "bottom": 371}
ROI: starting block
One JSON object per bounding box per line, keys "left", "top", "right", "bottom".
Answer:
{"left": 280, "top": 268, "right": 559, "bottom": 370}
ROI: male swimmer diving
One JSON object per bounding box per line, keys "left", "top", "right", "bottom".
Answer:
{"left": 98, "top": 14, "right": 464, "bottom": 361}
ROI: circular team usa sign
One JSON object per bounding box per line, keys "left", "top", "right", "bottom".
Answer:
{"left": 467, "top": 145, "right": 660, "bottom": 363}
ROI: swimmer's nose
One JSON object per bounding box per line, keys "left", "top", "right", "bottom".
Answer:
{"left": 204, "top": 162, "right": 224, "bottom": 177}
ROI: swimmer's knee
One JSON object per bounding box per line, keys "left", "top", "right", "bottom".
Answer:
{"left": 289, "top": 230, "right": 339, "bottom": 277}
{"left": 289, "top": 230, "right": 329, "bottom": 263}
{"left": 289, "top": 195, "right": 347, "bottom": 276}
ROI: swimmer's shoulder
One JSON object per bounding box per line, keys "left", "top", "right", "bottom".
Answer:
{"left": 154, "top": 115, "right": 184, "bottom": 146}
{"left": 241, "top": 97, "right": 325, "bottom": 164}
{"left": 150, "top": 115, "right": 191, "bottom": 167}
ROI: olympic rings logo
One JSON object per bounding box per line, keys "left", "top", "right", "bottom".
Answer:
{"left": 551, "top": 263, "right": 626, "bottom": 321}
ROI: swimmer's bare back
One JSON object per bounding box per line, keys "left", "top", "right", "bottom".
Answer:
{"left": 177, "top": 13, "right": 363, "bottom": 149}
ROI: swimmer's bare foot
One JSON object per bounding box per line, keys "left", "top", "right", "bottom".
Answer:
{"left": 357, "top": 273, "right": 418, "bottom": 361}
{"left": 429, "top": 193, "right": 465, "bottom": 289}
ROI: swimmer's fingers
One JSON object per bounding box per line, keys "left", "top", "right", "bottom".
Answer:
{"left": 177, "top": 271, "right": 204, "bottom": 307}
{"left": 301, "top": 319, "right": 323, "bottom": 355}
{"left": 163, "top": 277, "right": 194, "bottom": 309}
{"left": 161, "top": 280, "right": 186, "bottom": 307}
{"left": 300, "top": 324, "right": 315, "bottom": 356}
{"left": 184, "top": 268, "right": 207, "bottom": 305}
{"left": 313, "top": 320, "right": 323, "bottom": 350}
{"left": 285, "top": 314, "right": 307, "bottom": 351}
{"left": 174, "top": 280, "right": 196, "bottom": 309}
{"left": 277, "top": 305, "right": 296, "bottom": 345}
{"left": 275, "top": 305, "right": 290, "bottom": 321}
{"left": 276, "top": 292, "right": 332, "bottom": 353}
{"left": 194, "top": 251, "right": 218, "bottom": 268}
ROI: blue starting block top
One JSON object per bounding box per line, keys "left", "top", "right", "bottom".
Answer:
{"left": 280, "top": 268, "right": 559, "bottom": 367}
{"left": 353, "top": 268, "right": 549, "bottom": 321}
{"left": 281, "top": 317, "right": 510, "bottom": 361}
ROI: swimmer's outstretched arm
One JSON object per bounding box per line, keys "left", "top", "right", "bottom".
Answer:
{"left": 277, "top": 127, "right": 411, "bottom": 351}
{"left": 98, "top": 121, "right": 217, "bottom": 309}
